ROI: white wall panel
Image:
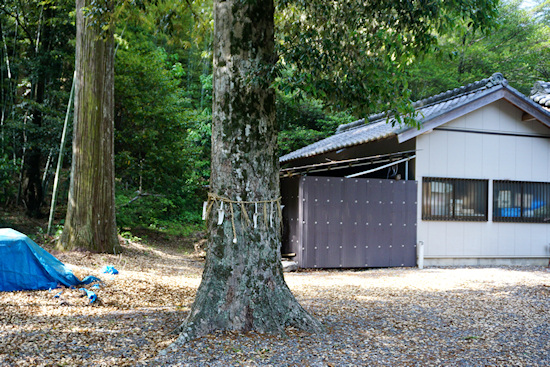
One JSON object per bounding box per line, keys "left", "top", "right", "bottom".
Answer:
{"left": 496, "top": 224, "right": 516, "bottom": 255}
{"left": 514, "top": 138, "right": 533, "bottom": 179}
{"left": 514, "top": 224, "right": 531, "bottom": 256}
{"left": 481, "top": 134, "right": 499, "bottom": 179}
{"left": 498, "top": 100, "right": 521, "bottom": 132}
{"left": 462, "top": 222, "right": 482, "bottom": 256}
{"left": 426, "top": 223, "right": 448, "bottom": 256}
{"left": 527, "top": 119, "right": 550, "bottom": 135}
{"left": 464, "top": 133, "right": 483, "bottom": 178}
{"left": 427, "top": 132, "right": 448, "bottom": 176}
{"left": 481, "top": 222, "right": 498, "bottom": 255}
{"left": 498, "top": 135, "right": 516, "bottom": 179}
{"left": 530, "top": 226, "right": 545, "bottom": 255}
{"left": 481, "top": 103, "right": 501, "bottom": 131}
{"left": 446, "top": 223, "right": 465, "bottom": 255}
{"left": 446, "top": 131, "right": 466, "bottom": 178}
{"left": 530, "top": 138, "right": 548, "bottom": 182}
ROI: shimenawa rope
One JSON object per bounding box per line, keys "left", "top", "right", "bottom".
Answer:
{"left": 202, "top": 193, "right": 283, "bottom": 244}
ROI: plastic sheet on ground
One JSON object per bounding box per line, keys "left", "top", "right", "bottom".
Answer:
{"left": 101, "top": 265, "right": 119, "bottom": 275}
{"left": 0, "top": 228, "right": 101, "bottom": 292}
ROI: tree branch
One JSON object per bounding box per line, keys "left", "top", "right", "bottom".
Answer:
{"left": 120, "top": 190, "right": 164, "bottom": 208}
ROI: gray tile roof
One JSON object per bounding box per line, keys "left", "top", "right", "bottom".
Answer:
{"left": 530, "top": 81, "right": 550, "bottom": 109}
{"left": 280, "top": 73, "right": 548, "bottom": 163}
{"left": 279, "top": 117, "right": 404, "bottom": 163}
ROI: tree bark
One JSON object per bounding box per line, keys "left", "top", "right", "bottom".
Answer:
{"left": 58, "top": 0, "right": 118, "bottom": 253}
{"left": 175, "top": 0, "right": 321, "bottom": 344}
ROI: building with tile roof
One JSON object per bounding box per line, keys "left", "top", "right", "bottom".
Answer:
{"left": 280, "top": 73, "right": 550, "bottom": 268}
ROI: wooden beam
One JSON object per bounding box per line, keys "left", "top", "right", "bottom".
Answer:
{"left": 522, "top": 113, "right": 536, "bottom": 121}
{"left": 503, "top": 91, "right": 550, "bottom": 127}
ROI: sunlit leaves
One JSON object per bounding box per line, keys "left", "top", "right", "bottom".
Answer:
{"left": 407, "top": 0, "right": 550, "bottom": 99}
{"left": 114, "top": 21, "right": 208, "bottom": 226}
{"left": 276, "top": 0, "right": 499, "bottom": 120}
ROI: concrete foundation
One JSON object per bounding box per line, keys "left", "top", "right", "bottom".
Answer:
{"left": 423, "top": 257, "right": 550, "bottom": 267}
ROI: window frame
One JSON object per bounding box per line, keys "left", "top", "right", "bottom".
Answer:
{"left": 422, "top": 177, "right": 489, "bottom": 222}
{"left": 493, "top": 180, "right": 550, "bottom": 223}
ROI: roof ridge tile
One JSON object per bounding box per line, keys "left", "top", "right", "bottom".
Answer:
{"left": 335, "top": 72, "right": 507, "bottom": 135}
{"left": 530, "top": 81, "right": 550, "bottom": 108}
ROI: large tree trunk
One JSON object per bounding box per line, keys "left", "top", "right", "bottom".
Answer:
{"left": 175, "top": 0, "right": 321, "bottom": 343}
{"left": 58, "top": 0, "right": 118, "bottom": 253}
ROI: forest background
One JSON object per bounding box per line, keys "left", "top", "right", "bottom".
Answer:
{"left": 1, "top": 0, "right": 549, "bottom": 236}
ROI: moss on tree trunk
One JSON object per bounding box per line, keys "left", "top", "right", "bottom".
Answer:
{"left": 174, "top": 0, "right": 321, "bottom": 344}
{"left": 58, "top": 0, "right": 118, "bottom": 253}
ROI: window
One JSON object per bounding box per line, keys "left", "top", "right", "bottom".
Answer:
{"left": 493, "top": 181, "right": 550, "bottom": 223}
{"left": 422, "top": 177, "right": 488, "bottom": 221}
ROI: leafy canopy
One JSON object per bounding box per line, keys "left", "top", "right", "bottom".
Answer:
{"left": 407, "top": 0, "right": 550, "bottom": 100}
{"left": 276, "top": 0, "right": 499, "bottom": 123}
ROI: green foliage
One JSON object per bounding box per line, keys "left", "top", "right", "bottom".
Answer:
{"left": 2, "top": 0, "right": 545, "bottom": 236}
{"left": 113, "top": 6, "right": 211, "bottom": 230}
{"left": 276, "top": 91, "right": 353, "bottom": 156}
{"left": 186, "top": 109, "right": 212, "bottom": 183}
{"left": 407, "top": 0, "right": 550, "bottom": 99}
{"left": 0, "top": 0, "right": 214, "bottom": 226}
{"left": 82, "top": 0, "right": 116, "bottom": 36}
{"left": 0, "top": 154, "right": 19, "bottom": 203}
{"left": 115, "top": 187, "right": 205, "bottom": 231}
{"left": 0, "top": 0, "right": 75, "bottom": 212}
{"left": 276, "top": 0, "right": 499, "bottom": 122}
{"left": 534, "top": 0, "right": 550, "bottom": 24}
{"left": 119, "top": 230, "right": 141, "bottom": 242}
{"left": 116, "top": 188, "right": 194, "bottom": 227}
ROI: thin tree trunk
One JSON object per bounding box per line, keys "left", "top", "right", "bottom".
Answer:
{"left": 48, "top": 74, "right": 75, "bottom": 236}
{"left": 58, "top": 0, "right": 118, "bottom": 253}
{"left": 1, "top": 22, "right": 12, "bottom": 155}
{"left": 175, "top": 0, "right": 321, "bottom": 344}
{"left": 42, "top": 148, "right": 52, "bottom": 191}
{"left": 16, "top": 112, "right": 28, "bottom": 205}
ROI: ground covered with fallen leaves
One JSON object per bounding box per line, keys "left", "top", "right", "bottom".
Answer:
{"left": 0, "top": 227, "right": 205, "bottom": 367}
{"left": 149, "top": 266, "right": 550, "bottom": 367}
{"left": 1, "top": 223, "right": 549, "bottom": 366}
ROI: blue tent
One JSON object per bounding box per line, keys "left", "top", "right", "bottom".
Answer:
{"left": 0, "top": 228, "right": 99, "bottom": 292}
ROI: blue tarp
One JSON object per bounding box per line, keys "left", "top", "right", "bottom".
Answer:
{"left": 0, "top": 228, "right": 100, "bottom": 292}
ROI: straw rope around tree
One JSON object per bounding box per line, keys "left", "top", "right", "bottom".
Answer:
{"left": 202, "top": 193, "right": 283, "bottom": 244}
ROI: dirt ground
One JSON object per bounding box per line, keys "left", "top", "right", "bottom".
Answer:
{"left": 1, "top": 211, "right": 549, "bottom": 366}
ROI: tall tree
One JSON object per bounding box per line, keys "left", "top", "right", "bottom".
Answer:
{"left": 175, "top": 0, "right": 499, "bottom": 344}
{"left": 175, "top": 0, "right": 322, "bottom": 343}
{"left": 58, "top": 0, "right": 118, "bottom": 253}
